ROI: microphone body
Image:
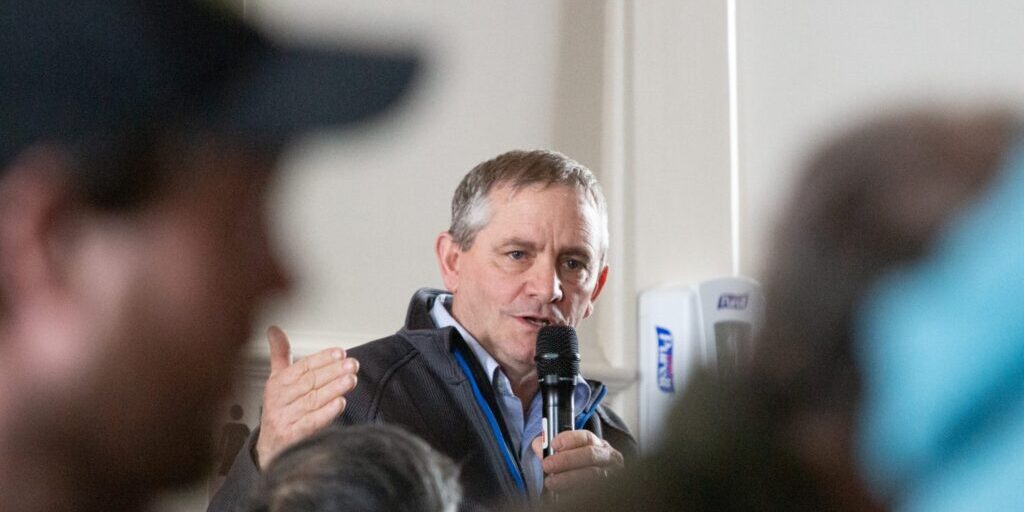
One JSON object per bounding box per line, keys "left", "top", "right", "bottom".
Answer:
{"left": 535, "top": 325, "right": 580, "bottom": 458}
{"left": 540, "top": 373, "right": 576, "bottom": 457}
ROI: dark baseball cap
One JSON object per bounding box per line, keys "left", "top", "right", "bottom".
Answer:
{"left": 0, "top": 0, "right": 419, "bottom": 169}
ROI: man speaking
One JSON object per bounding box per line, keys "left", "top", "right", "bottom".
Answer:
{"left": 213, "top": 150, "right": 637, "bottom": 510}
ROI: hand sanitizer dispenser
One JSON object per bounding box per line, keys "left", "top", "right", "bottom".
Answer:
{"left": 637, "top": 276, "right": 764, "bottom": 452}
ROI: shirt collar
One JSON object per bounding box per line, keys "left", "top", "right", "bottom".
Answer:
{"left": 430, "top": 293, "right": 504, "bottom": 384}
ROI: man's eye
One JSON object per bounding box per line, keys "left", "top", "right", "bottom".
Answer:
{"left": 564, "top": 259, "right": 585, "bottom": 271}
{"left": 508, "top": 250, "right": 526, "bottom": 260}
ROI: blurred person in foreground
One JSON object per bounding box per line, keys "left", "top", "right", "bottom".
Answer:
{"left": 855, "top": 110, "right": 1024, "bottom": 510}
{"left": 214, "top": 150, "right": 637, "bottom": 511}
{"left": 0, "top": 1, "right": 416, "bottom": 510}
{"left": 546, "top": 107, "right": 1017, "bottom": 511}
{"left": 248, "top": 424, "right": 462, "bottom": 512}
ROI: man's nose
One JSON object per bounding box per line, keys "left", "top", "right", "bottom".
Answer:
{"left": 526, "top": 262, "right": 563, "bottom": 303}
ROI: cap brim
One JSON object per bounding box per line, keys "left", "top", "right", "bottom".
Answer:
{"left": 214, "top": 44, "right": 419, "bottom": 143}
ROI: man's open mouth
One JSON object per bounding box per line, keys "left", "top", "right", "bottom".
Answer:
{"left": 522, "top": 316, "right": 551, "bottom": 327}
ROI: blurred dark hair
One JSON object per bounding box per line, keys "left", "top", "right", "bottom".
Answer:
{"left": 66, "top": 126, "right": 185, "bottom": 211}
{"left": 66, "top": 125, "right": 281, "bottom": 212}
{"left": 248, "top": 424, "right": 462, "bottom": 512}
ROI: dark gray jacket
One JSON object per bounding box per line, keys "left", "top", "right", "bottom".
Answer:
{"left": 209, "top": 288, "right": 637, "bottom": 512}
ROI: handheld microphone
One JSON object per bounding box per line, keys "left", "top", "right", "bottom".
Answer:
{"left": 535, "top": 325, "right": 580, "bottom": 458}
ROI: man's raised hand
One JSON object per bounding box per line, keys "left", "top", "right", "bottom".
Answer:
{"left": 254, "top": 325, "right": 359, "bottom": 469}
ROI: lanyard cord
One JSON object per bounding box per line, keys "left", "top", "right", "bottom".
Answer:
{"left": 452, "top": 348, "right": 528, "bottom": 494}
{"left": 575, "top": 383, "right": 608, "bottom": 430}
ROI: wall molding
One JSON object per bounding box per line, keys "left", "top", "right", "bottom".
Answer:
{"left": 238, "top": 329, "right": 639, "bottom": 392}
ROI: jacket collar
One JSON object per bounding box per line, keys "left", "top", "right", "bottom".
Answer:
{"left": 403, "top": 287, "right": 447, "bottom": 330}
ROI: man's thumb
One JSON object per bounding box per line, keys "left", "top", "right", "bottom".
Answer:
{"left": 267, "top": 325, "right": 292, "bottom": 373}
{"left": 531, "top": 434, "right": 546, "bottom": 459}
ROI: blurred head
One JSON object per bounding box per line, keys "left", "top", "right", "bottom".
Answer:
{"left": 0, "top": 0, "right": 416, "bottom": 509}
{"left": 747, "top": 107, "right": 1015, "bottom": 508}
{"left": 0, "top": 132, "right": 290, "bottom": 503}
{"left": 436, "top": 150, "right": 609, "bottom": 377}
{"left": 855, "top": 113, "right": 1024, "bottom": 507}
{"left": 249, "top": 424, "right": 462, "bottom": 512}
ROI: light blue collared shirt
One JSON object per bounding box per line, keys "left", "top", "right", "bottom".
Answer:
{"left": 430, "top": 294, "right": 591, "bottom": 497}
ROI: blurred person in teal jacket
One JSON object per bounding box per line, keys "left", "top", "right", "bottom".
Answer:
{"left": 857, "top": 113, "right": 1024, "bottom": 510}
{"left": 546, "top": 107, "right": 1019, "bottom": 511}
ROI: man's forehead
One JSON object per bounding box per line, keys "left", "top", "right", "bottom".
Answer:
{"left": 491, "top": 212, "right": 601, "bottom": 251}
{"left": 482, "top": 182, "right": 603, "bottom": 244}
{"left": 486, "top": 182, "right": 600, "bottom": 220}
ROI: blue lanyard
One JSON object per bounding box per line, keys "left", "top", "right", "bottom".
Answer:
{"left": 452, "top": 348, "right": 528, "bottom": 494}
{"left": 575, "top": 384, "right": 607, "bottom": 430}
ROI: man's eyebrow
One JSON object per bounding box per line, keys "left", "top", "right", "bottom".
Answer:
{"left": 561, "top": 246, "right": 595, "bottom": 261}
{"left": 498, "top": 237, "right": 538, "bottom": 251}
{"left": 497, "top": 238, "right": 595, "bottom": 260}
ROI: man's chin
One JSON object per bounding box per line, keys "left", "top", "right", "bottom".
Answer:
{"left": 507, "top": 342, "right": 539, "bottom": 372}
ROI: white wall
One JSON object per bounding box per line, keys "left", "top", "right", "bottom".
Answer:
{"left": 738, "top": 0, "right": 1024, "bottom": 276}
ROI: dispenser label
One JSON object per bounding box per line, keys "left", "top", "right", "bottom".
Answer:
{"left": 655, "top": 326, "right": 674, "bottom": 392}
{"left": 717, "top": 293, "right": 749, "bottom": 310}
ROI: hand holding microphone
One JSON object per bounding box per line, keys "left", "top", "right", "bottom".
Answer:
{"left": 532, "top": 325, "right": 624, "bottom": 493}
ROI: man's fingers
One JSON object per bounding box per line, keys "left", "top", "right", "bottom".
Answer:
{"left": 291, "top": 396, "right": 348, "bottom": 438}
{"left": 280, "top": 373, "right": 358, "bottom": 419}
{"left": 530, "top": 430, "right": 588, "bottom": 462}
{"left": 276, "top": 347, "right": 349, "bottom": 387}
{"left": 550, "top": 429, "right": 602, "bottom": 452}
{"left": 267, "top": 325, "right": 293, "bottom": 374}
{"left": 276, "top": 357, "right": 358, "bottom": 405}
{"left": 541, "top": 435, "right": 624, "bottom": 492}
{"left": 541, "top": 443, "right": 619, "bottom": 475}
{"left": 544, "top": 466, "right": 610, "bottom": 492}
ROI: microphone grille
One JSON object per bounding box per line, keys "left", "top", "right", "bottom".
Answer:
{"left": 534, "top": 325, "right": 580, "bottom": 379}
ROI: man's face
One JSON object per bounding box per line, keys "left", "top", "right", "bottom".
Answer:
{"left": 25, "top": 144, "right": 290, "bottom": 488}
{"left": 443, "top": 183, "right": 607, "bottom": 378}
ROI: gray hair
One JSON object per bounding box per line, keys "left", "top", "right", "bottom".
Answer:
{"left": 449, "top": 149, "right": 609, "bottom": 262}
{"left": 248, "top": 424, "right": 462, "bottom": 512}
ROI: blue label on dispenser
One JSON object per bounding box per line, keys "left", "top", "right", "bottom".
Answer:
{"left": 655, "top": 326, "right": 674, "bottom": 392}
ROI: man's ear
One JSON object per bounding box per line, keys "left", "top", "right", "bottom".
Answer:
{"left": 0, "top": 146, "right": 79, "bottom": 307}
{"left": 583, "top": 264, "right": 609, "bottom": 319}
{"left": 435, "top": 232, "right": 462, "bottom": 293}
